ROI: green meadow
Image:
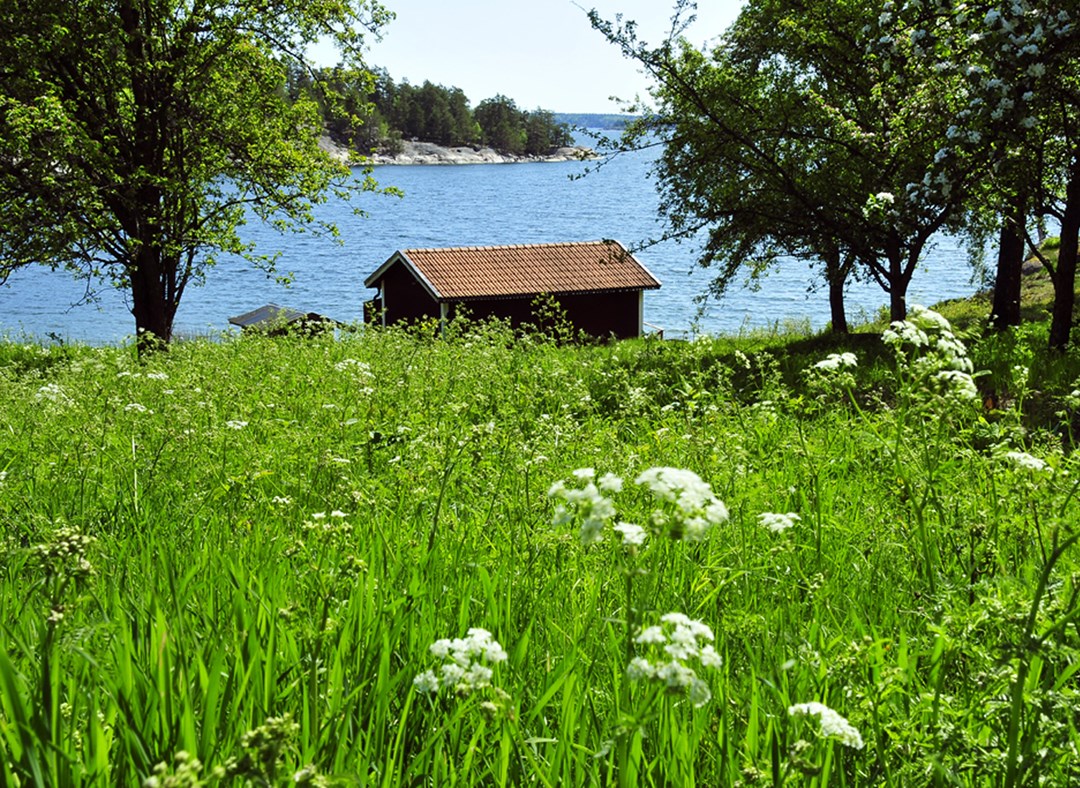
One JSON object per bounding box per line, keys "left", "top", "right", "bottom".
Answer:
{"left": 2, "top": 303, "right": 1080, "bottom": 786}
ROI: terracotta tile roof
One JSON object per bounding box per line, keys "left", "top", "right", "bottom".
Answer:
{"left": 368, "top": 240, "right": 660, "bottom": 300}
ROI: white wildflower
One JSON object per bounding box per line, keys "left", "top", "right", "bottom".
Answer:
{"left": 759, "top": 512, "right": 801, "bottom": 533}
{"left": 789, "top": 702, "right": 864, "bottom": 749}
{"left": 226, "top": 420, "right": 248, "bottom": 430}
{"left": 628, "top": 612, "right": 721, "bottom": 707}
{"left": 614, "top": 521, "right": 648, "bottom": 546}
{"left": 933, "top": 369, "right": 979, "bottom": 401}
{"left": 412, "top": 670, "right": 439, "bottom": 694}
{"left": 598, "top": 472, "right": 624, "bottom": 493}
{"left": 418, "top": 627, "right": 508, "bottom": 695}
{"left": 882, "top": 321, "right": 929, "bottom": 348}
{"left": 813, "top": 352, "right": 857, "bottom": 372}
{"left": 1005, "top": 451, "right": 1050, "bottom": 473}
{"left": 36, "top": 383, "right": 72, "bottom": 406}
{"left": 635, "top": 467, "right": 728, "bottom": 540}
{"left": 549, "top": 471, "right": 619, "bottom": 545}
{"left": 636, "top": 626, "right": 667, "bottom": 645}
{"left": 626, "top": 657, "right": 655, "bottom": 681}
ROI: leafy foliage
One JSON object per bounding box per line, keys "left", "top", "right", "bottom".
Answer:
{"left": 0, "top": 0, "right": 391, "bottom": 348}
{"left": 591, "top": 0, "right": 1080, "bottom": 348}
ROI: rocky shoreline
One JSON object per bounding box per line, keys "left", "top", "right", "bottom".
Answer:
{"left": 319, "top": 136, "right": 596, "bottom": 166}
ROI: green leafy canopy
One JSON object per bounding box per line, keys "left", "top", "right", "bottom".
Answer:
{"left": 0, "top": 0, "right": 392, "bottom": 347}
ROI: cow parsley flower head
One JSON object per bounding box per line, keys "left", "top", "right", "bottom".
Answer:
{"left": 598, "top": 472, "right": 624, "bottom": 493}
{"left": 635, "top": 467, "right": 728, "bottom": 540}
{"left": 883, "top": 305, "right": 978, "bottom": 402}
{"left": 908, "top": 304, "right": 951, "bottom": 332}
{"left": 882, "top": 321, "right": 929, "bottom": 348}
{"left": 1004, "top": 450, "right": 1050, "bottom": 473}
{"left": 789, "top": 702, "right": 864, "bottom": 749}
{"left": 759, "top": 512, "right": 801, "bottom": 533}
{"left": 415, "top": 627, "right": 508, "bottom": 696}
{"left": 549, "top": 470, "right": 620, "bottom": 545}
{"left": 814, "top": 352, "right": 857, "bottom": 371}
{"left": 628, "top": 612, "right": 722, "bottom": 707}
{"left": 614, "top": 521, "right": 648, "bottom": 546}
{"left": 933, "top": 369, "right": 979, "bottom": 402}
{"left": 36, "top": 383, "right": 72, "bottom": 406}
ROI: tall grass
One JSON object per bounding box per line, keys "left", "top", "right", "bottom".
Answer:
{"left": 1, "top": 313, "right": 1078, "bottom": 786}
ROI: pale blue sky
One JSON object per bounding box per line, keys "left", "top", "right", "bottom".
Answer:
{"left": 347, "top": 1, "right": 744, "bottom": 113}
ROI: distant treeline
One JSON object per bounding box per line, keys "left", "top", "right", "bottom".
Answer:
{"left": 286, "top": 64, "right": 575, "bottom": 156}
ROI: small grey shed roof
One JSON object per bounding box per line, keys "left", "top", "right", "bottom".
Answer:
{"left": 228, "top": 304, "right": 309, "bottom": 329}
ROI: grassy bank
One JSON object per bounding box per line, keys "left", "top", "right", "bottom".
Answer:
{"left": 1, "top": 307, "right": 1079, "bottom": 786}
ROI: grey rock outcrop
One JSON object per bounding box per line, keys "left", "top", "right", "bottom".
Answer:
{"left": 319, "top": 136, "right": 595, "bottom": 166}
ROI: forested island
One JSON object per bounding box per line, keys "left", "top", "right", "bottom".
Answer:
{"left": 286, "top": 64, "right": 586, "bottom": 160}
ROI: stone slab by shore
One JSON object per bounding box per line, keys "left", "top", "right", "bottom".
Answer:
{"left": 319, "top": 136, "right": 596, "bottom": 166}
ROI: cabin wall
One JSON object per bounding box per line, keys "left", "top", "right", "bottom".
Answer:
{"left": 379, "top": 262, "right": 440, "bottom": 324}
{"left": 560, "top": 292, "right": 642, "bottom": 339}
{"left": 452, "top": 291, "right": 644, "bottom": 339}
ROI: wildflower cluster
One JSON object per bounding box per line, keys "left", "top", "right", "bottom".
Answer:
{"left": 806, "top": 351, "right": 858, "bottom": 397}
{"left": 35, "top": 382, "right": 72, "bottom": 406}
{"left": 548, "top": 468, "right": 620, "bottom": 545}
{"left": 788, "top": 701, "right": 864, "bottom": 749}
{"left": 549, "top": 466, "right": 728, "bottom": 544}
{"left": 302, "top": 509, "right": 352, "bottom": 536}
{"left": 33, "top": 525, "right": 96, "bottom": 580}
{"left": 334, "top": 358, "right": 375, "bottom": 395}
{"left": 1004, "top": 450, "right": 1049, "bottom": 473}
{"left": 882, "top": 305, "right": 978, "bottom": 402}
{"left": 812, "top": 352, "right": 857, "bottom": 372}
{"left": 218, "top": 714, "right": 306, "bottom": 783}
{"left": 142, "top": 750, "right": 206, "bottom": 788}
{"left": 413, "top": 627, "right": 508, "bottom": 696}
{"left": 627, "top": 613, "right": 723, "bottom": 707}
{"left": 635, "top": 467, "right": 729, "bottom": 540}
{"left": 759, "top": 512, "right": 800, "bottom": 534}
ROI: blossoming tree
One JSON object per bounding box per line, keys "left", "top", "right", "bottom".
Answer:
{"left": 591, "top": 0, "right": 972, "bottom": 323}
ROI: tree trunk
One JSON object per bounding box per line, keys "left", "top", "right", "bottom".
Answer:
{"left": 989, "top": 197, "right": 1025, "bottom": 330}
{"left": 828, "top": 276, "right": 849, "bottom": 334}
{"left": 129, "top": 248, "right": 174, "bottom": 354}
{"left": 886, "top": 241, "right": 907, "bottom": 321}
{"left": 1049, "top": 162, "right": 1080, "bottom": 351}
{"left": 824, "top": 248, "right": 849, "bottom": 333}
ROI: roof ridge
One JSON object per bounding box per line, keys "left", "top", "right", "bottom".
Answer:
{"left": 403, "top": 240, "right": 615, "bottom": 254}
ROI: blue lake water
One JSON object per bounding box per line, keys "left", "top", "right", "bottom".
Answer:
{"left": 0, "top": 144, "right": 981, "bottom": 344}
